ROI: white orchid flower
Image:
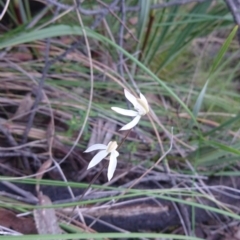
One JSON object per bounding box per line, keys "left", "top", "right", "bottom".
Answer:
{"left": 111, "top": 89, "right": 149, "bottom": 131}
{"left": 84, "top": 141, "right": 119, "bottom": 181}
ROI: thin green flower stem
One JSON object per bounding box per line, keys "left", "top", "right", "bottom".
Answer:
{"left": 116, "top": 129, "right": 131, "bottom": 150}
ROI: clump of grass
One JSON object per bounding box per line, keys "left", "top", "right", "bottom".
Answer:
{"left": 0, "top": 1, "right": 240, "bottom": 239}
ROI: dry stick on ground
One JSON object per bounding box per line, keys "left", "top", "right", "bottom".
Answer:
{"left": 20, "top": 11, "right": 56, "bottom": 168}
{"left": 45, "top": 0, "right": 210, "bottom": 14}
{"left": 0, "top": 123, "right": 44, "bottom": 170}
{"left": 167, "top": 170, "right": 191, "bottom": 235}
{"left": 0, "top": 0, "right": 10, "bottom": 20}
{"left": 91, "top": 0, "right": 120, "bottom": 29}
{"left": 20, "top": 40, "right": 52, "bottom": 145}
{"left": 0, "top": 181, "right": 38, "bottom": 203}
{"left": 15, "top": 31, "right": 92, "bottom": 171}
{"left": 185, "top": 160, "right": 223, "bottom": 222}
{"left": 224, "top": 0, "right": 240, "bottom": 44}
{"left": 225, "top": 0, "right": 240, "bottom": 25}
{"left": 96, "top": 0, "right": 138, "bottom": 42}
{"left": 0, "top": 124, "right": 18, "bottom": 147}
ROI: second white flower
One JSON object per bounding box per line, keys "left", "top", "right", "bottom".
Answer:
{"left": 111, "top": 89, "right": 149, "bottom": 130}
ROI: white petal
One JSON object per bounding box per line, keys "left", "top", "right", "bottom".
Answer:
{"left": 87, "top": 150, "right": 108, "bottom": 169}
{"left": 120, "top": 115, "right": 141, "bottom": 131}
{"left": 84, "top": 144, "right": 107, "bottom": 153}
{"left": 108, "top": 150, "right": 119, "bottom": 181}
{"left": 124, "top": 89, "right": 138, "bottom": 108}
{"left": 140, "top": 93, "right": 149, "bottom": 113}
{"left": 134, "top": 101, "right": 146, "bottom": 115}
{"left": 106, "top": 141, "right": 118, "bottom": 153}
{"left": 111, "top": 107, "right": 138, "bottom": 117}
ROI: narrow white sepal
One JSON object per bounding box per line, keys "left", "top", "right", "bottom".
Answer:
{"left": 120, "top": 115, "right": 141, "bottom": 131}
{"left": 140, "top": 93, "right": 149, "bottom": 112}
{"left": 108, "top": 151, "right": 119, "bottom": 181}
{"left": 134, "top": 101, "right": 146, "bottom": 115}
{"left": 124, "top": 89, "right": 138, "bottom": 108}
{"left": 84, "top": 144, "right": 107, "bottom": 153}
{"left": 111, "top": 107, "right": 138, "bottom": 117}
{"left": 87, "top": 150, "right": 108, "bottom": 169}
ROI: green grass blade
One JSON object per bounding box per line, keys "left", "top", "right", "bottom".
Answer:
{"left": 210, "top": 25, "right": 238, "bottom": 73}
{"left": 156, "top": 1, "right": 212, "bottom": 74}
{"left": 193, "top": 79, "right": 209, "bottom": 117}
{"left": 204, "top": 112, "right": 240, "bottom": 137}
{"left": 192, "top": 25, "right": 238, "bottom": 118}
{"left": 144, "top": 6, "right": 179, "bottom": 66}
{"left": 206, "top": 140, "right": 240, "bottom": 155}
{"left": 0, "top": 233, "right": 205, "bottom": 240}
{"left": 131, "top": 0, "right": 151, "bottom": 75}
{"left": 137, "top": 0, "right": 151, "bottom": 39}
{"left": 0, "top": 24, "right": 197, "bottom": 124}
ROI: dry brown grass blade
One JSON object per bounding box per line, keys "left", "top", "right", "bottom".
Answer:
{"left": 35, "top": 159, "right": 52, "bottom": 193}
{"left": 1, "top": 121, "right": 69, "bottom": 141}
{"left": 87, "top": 119, "right": 117, "bottom": 148}
{"left": 33, "top": 192, "right": 62, "bottom": 235}
{"left": 13, "top": 93, "right": 33, "bottom": 120}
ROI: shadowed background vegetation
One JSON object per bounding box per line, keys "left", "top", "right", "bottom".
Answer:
{"left": 0, "top": 0, "right": 240, "bottom": 239}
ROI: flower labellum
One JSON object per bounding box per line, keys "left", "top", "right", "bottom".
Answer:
{"left": 111, "top": 89, "right": 149, "bottom": 130}
{"left": 84, "top": 141, "right": 119, "bottom": 181}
